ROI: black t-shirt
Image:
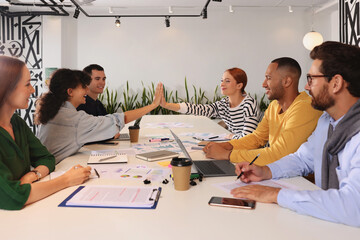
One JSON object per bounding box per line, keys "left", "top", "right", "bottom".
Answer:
{"left": 77, "top": 95, "right": 107, "bottom": 116}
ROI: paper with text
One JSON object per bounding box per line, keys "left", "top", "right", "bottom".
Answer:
{"left": 66, "top": 186, "right": 159, "bottom": 208}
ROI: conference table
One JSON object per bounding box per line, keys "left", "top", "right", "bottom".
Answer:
{"left": 1, "top": 115, "right": 359, "bottom": 240}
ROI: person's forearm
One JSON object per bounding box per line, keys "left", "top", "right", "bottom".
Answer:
{"left": 124, "top": 104, "right": 157, "bottom": 124}
{"left": 163, "top": 102, "right": 180, "bottom": 112}
{"left": 25, "top": 175, "right": 70, "bottom": 205}
{"left": 20, "top": 165, "right": 50, "bottom": 184}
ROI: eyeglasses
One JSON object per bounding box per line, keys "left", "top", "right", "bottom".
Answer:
{"left": 306, "top": 74, "right": 331, "bottom": 86}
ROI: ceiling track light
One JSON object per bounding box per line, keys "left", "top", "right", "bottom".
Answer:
{"left": 168, "top": 6, "right": 173, "bottom": 14}
{"left": 109, "top": 7, "right": 113, "bottom": 14}
{"left": 165, "top": 16, "right": 170, "bottom": 27}
{"left": 73, "top": 7, "right": 80, "bottom": 19}
{"left": 202, "top": 8, "right": 207, "bottom": 19}
{"left": 288, "top": 6, "right": 293, "bottom": 13}
{"left": 229, "top": 5, "right": 234, "bottom": 13}
{"left": 115, "top": 16, "right": 120, "bottom": 27}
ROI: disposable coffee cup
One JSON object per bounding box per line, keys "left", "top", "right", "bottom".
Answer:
{"left": 128, "top": 125, "right": 140, "bottom": 143}
{"left": 170, "top": 157, "right": 193, "bottom": 191}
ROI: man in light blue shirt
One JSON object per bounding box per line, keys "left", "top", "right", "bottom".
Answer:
{"left": 231, "top": 41, "right": 360, "bottom": 227}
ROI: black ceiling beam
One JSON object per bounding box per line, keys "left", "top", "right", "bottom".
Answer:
{"left": 6, "top": 1, "right": 72, "bottom": 8}
{"left": 2, "top": 0, "right": 70, "bottom": 17}
{"left": 69, "top": 0, "right": 211, "bottom": 18}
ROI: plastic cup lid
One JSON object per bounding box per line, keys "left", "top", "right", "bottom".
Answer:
{"left": 170, "top": 157, "right": 193, "bottom": 167}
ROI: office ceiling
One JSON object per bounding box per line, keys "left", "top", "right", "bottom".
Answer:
{"left": 1, "top": 0, "right": 337, "bottom": 17}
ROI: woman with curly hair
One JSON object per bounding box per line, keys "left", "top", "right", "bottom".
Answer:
{"left": 36, "top": 69, "right": 162, "bottom": 164}
{"left": 0, "top": 56, "right": 91, "bottom": 210}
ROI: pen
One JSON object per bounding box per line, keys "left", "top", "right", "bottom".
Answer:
{"left": 208, "top": 135, "right": 219, "bottom": 139}
{"left": 236, "top": 154, "right": 260, "bottom": 180}
{"left": 149, "top": 138, "right": 170, "bottom": 142}
{"left": 94, "top": 168, "right": 100, "bottom": 178}
{"left": 192, "top": 136, "right": 204, "bottom": 141}
{"left": 99, "top": 155, "right": 117, "bottom": 162}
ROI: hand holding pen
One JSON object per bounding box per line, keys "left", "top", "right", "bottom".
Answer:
{"left": 236, "top": 154, "right": 260, "bottom": 181}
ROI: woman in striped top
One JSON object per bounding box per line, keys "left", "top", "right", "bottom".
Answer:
{"left": 160, "top": 68, "right": 261, "bottom": 139}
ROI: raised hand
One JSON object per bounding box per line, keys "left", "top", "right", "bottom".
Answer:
{"left": 152, "top": 82, "right": 163, "bottom": 107}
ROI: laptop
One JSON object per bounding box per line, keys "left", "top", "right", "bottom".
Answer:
{"left": 169, "top": 129, "right": 236, "bottom": 177}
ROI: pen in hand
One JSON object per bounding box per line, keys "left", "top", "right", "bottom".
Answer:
{"left": 236, "top": 154, "right": 260, "bottom": 180}
{"left": 94, "top": 168, "right": 100, "bottom": 178}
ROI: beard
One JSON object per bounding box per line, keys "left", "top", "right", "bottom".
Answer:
{"left": 310, "top": 85, "right": 335, "bottom": 111}
{"left": 267, "top": 84, "right": 284, "bottom": 101}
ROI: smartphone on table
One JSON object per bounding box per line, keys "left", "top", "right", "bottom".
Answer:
{"left": 208, "top": 196, "right": 256, "bottom": 209}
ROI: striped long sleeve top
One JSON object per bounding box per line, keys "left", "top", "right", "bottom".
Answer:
{"left": 178, "top": 95, "right": 261, "bottom": 139}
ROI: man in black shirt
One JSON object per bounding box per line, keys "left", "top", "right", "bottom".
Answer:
{"left": 77, "top": 64, "right": 107, "bottom": 116}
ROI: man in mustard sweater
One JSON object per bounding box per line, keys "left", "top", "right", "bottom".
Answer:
{"left": 203, "top": 57, "right": 322, "bottom": 165}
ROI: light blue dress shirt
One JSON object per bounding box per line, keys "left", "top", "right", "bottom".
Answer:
{"left": 268, "top": 112, "right": 360, "bottom": 227}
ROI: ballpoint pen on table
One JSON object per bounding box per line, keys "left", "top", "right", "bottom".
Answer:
{"left": 99, "top": 155, "right": 117, "bottom": 162}
{"left": 192, "top": 136, "right": 204, "bottom": 141}
{"left": 208, "top": 136, "right": 219, "bottom": 139}
{"left": 149, "top": 138, "right": 171, "bottom": 142}
{"left": 94, "top": 168, "right": 100, "bottom": 178}
{"left": 236, "top": 153, "right": 260, "bottom": 180}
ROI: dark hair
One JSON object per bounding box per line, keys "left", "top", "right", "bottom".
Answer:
{"left": 226, "top": 67, "right": 248, "bottom": 93}
{"left": 35, "top": 69, "right": 91, "bottom": 124}
{"left": 83, "top": 64, "right": 104, "bottom": 76}
{"left": 310, "top": 41, "right": 360, "bottom": 97}
{"left": 0, "top": 56, "right": 25, "bottom": 106}
{"left": 271, "top": 57, "right": 302, "bottom": 80}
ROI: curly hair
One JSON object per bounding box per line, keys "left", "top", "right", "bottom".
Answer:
{"left": 35, "top": 69, "right": 91, "bottom": 124}
{"left": 310, "top": 41, "right": 360, "bottom": 97}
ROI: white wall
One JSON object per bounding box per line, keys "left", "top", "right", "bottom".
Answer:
{"left": 43, "top": 6, "right": 338, "bottom": 100}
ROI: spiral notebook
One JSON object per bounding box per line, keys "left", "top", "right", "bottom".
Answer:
{"left": 88, "top": 150, "right": 128, "bottom": 164}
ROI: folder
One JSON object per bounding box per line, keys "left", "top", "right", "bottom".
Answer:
{"left": 59, "top": 186, "right": 161, "bottom": 209}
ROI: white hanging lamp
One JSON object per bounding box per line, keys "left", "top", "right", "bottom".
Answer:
{"left": 303, "top": 6, "right": 323, "bottom": 50}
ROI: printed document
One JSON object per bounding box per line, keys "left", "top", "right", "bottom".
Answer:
{"left": 66, "top": 185, "right": 159, "bottom": 208}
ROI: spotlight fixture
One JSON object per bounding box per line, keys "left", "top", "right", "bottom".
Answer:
{"left": 165, "top": 16, "right": 170, "bottom": 27}
{"left": 288, "top": 6, "right": 293, "bottom": 13}
{"left": 115, "top": 17, "right": 120, "bottom": 27}
{"left": 168, "top": 6, "right": 173, "bottom": 14}
{"left": 202, "top": 9, "right": 207, "bottom": 19}
{"left": 109, "top": 7, "right": 113, "bottom": 14}
{"left": 229, "top": 5, "right": 234, "bottom": 13}
{"left": 73, "top": 7, "right": 80, "bottom": 19}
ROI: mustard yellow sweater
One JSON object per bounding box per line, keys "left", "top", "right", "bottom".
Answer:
{"left": 229, "top": 91, "right": 322, "bottom": 165}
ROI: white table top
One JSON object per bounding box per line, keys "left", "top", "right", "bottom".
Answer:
{"left": 2, "top": 115, "right": 359, "bottom": 239}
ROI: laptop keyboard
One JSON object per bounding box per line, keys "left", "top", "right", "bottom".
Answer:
{"left": 194, "top": 161, "right": 225, "bottom": 175}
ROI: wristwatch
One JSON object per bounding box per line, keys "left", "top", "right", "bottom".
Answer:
{"left": 30, "top": 169, "right": 42, "bottom": 182}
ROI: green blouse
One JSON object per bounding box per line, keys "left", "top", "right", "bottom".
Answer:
{"left": 0, "top": 114, "right": 55, "bottom": 210}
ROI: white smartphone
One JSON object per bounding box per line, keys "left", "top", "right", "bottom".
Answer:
{"left": 208, "top": 196, "right": 256, "bottom": 209}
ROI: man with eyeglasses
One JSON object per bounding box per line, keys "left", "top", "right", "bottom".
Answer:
{"left": 203, "top": 57, "right": 322, "bottom": 165}
{"left": 230, "top": 41, "right": 360, "bottom": 227}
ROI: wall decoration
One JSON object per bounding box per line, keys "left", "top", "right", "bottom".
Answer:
{"left": 0, "top": 15, "right": 44, "bottom": 134}
{"left": 340, "top": 0, "right": 360, "bottom": 46}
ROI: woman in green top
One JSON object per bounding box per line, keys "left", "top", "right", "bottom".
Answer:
{"left": 0, "top": 56, "right": 91, "bottom": 210}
